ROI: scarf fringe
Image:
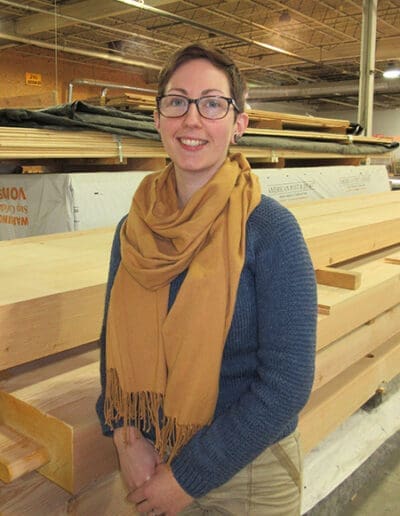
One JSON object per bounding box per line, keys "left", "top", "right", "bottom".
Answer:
{"left": 104, "top": 368, "right": 202, "bottom": 462}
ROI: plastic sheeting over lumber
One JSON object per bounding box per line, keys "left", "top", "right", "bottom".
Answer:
{"left": 0, "top": 101, "right": 397, "bottom": 157}
{"left": 239, "top": 134, "right": 398, "bottom": 155}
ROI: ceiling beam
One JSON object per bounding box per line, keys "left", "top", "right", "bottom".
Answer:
{"left": 1, "top": 0, "right": 135, "bottom": 35}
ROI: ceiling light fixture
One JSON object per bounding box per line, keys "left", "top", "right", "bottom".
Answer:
{"left": 383, "top": 62, "right": 400, "bottom": 79}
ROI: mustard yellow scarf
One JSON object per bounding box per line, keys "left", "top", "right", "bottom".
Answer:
{"left": 104, "top": 153, "right": 261, "bottom": 460}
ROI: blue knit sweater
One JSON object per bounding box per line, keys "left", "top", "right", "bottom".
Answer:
{"left": 96, "top": 195, "right": 317, "bottom": 498}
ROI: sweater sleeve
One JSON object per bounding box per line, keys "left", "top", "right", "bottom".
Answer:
{"left": 96, "top": 216, "right": 126, "bottom": 436}
{"left": 170, "top": 198, "right": 318, "bottom": 497}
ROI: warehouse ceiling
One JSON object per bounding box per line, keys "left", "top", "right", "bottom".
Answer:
{"left": 1, "top": 0, "right": 400, "bottom": 110}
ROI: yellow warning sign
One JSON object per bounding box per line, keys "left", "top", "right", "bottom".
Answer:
{"left": 25, "top": 72, "right": 42, "bottom": 86}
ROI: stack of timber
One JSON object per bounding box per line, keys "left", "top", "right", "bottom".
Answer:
{"left": 89, "top": 92, "right": 351, "bottom": 133}
{"left": 0, "top": 91, "right": 394, "bottom": 173}
{"left": 0, "top": 125, "right": 394, "bottom": 174}
{"left": 1, "top": 191, "right": 400, "bottom": 514}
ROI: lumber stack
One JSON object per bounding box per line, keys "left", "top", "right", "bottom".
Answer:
{"left": 89, "top": 92, "right": 351, "bottom": 131}
{"left": 0, "top": 191, "right": 400, "bottom": 514}
{"left": 88, "top": 92, "right": 351, "bottom": 133}
{"left": 0, "top": 93, "right": 395, "bottom": 173}
{"left": 0, "top": 126, "right": 392, "bottom": 162}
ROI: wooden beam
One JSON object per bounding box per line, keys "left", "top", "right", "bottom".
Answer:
{"left": 306, "top": 218, "right": 400, "bottom": 269}
{"left": 316, "top": 266, "right": 361, "bottom": 290}
{"left": 0, "top": 362, "right": 118, "bottom": 493}
{"left": 287, "top": 191, "right": 395, "bottom": 220}
{"left": 317, "top": 259, "right": 400, "bottom": 349}
{"left": 0, "top": 470, "right": 71, "bottom": 515}
{"left": 299, "top": 332, "right": 400, "bottom": 454}
{"left": 385, "top": 251, "right": 400, "bottom": 264}
{"left": 0, "top": 229, "right": 113, "bottom": 370}
{"left": 313, "top": 303, "right": 400, "bottom": 391}
{"left": 0, "top": 468, "right": 134, "bottom": 515}
{"left": 0, "top": 424, "right": 49, "bottom": 483}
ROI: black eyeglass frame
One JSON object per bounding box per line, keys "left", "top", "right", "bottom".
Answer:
{"left": 156, "top": 94, "right": 239, "bottom": 120}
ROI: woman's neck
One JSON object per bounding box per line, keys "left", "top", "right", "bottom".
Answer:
{"left": 175, "top": 171, "right": 210, "bottom": 208}
{"left": 174, "top": 158, "right": 228, "bottom": 208}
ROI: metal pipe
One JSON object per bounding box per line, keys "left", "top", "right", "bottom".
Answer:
{"left": 67, "top": 78, "right": 156, "bottom": 103}
{"left": 0, "top": 0, "right": 177, "bottom": 49}
{"left": 248, "top": 79, "right": 400, "bottom": 102}
{"left": 0, "top": 31, "right": 162, "bottom": 72}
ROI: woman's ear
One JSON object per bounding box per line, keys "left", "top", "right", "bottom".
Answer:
{"left": 231, "top": 112, "right": 248, "bottom": 144}
{"left": 236, "top": 111, "right": 249, "bottom": 135}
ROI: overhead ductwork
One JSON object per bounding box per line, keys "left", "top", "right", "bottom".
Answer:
{"left": 248, "top": 79, "right": 400, "bottom": 102}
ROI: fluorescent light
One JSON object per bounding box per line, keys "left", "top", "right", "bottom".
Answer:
{"left": 383, "top": 63, "right": 400, "bottom": 79}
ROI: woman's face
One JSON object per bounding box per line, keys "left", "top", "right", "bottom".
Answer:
{"left": 154, "top": 58, "right": 248, "bottom": 181}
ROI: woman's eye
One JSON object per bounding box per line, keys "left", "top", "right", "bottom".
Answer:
{"left": 170, "top": 97, "right": 185, "bottom": 107}
{"left": 205, "top": 99, "right": 220, "bottom": 108}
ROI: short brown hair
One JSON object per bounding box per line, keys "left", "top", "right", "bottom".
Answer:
{"left": 157, "top": 43, "right": 248, "bottom": 113}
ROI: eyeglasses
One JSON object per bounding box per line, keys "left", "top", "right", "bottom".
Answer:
{"left": 156, "top": 95, "right": 239, "bottom": 120}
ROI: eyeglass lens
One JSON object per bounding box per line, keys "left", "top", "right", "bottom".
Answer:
{"left": 159, "top": 95, "right": 231, "bottom": 119}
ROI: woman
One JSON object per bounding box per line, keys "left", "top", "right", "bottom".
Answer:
{"left": 97, "top": 43, "right": 317, "bottom": 515}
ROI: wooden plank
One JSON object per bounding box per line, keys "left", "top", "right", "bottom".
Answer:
{"left": 244, "top": 126, "right": 394, "bottom": 145}
{"left": 313, "top": 303, "right": 400, "bottom": 391}
{"left": 306, "top": 218, "right": 400, "bottom": 269}
{"left": 0, "top": 229, "right": 113, "bottom": 370}
{"left": 385, "top": 250, "right": 400, "bottom": 264}
{"left": 0, "top": 362, "right": 118, "bottom": 493}
{"left": 290, "top": 196, "right": 400, "bottom": 269}
{"left": 0, "top": 470, "right": 71, "bottom": 515}
{"left": 65, "top": 471, "right": 133, "bottom": 515}
{"left": 316, "top": 266, "right": 361, "bottom": 290}
{"left": 287, "top": 191, "right": 395, "bottom": 219}
{"left": 298, "top": 201, "right": 400, "bottom": 239}
{"left": 246, "top": 109, "right": 350, "bottom": 131}
{"left": 317, "top": 259, "right": 400, "bottom": 315}
{"left": 0, "top": 286, "right": 105, "bottom": 370}
{"left": 0, "top": 424, "right": 49, "bottom": 483}
{"left": 317, "top": 259, "right": 400, "bottom": 349}
{"left": 299, "top": 332, "right": 400, "bottom": 454}
{"left": 0, "top": 469, "right": 134, "bottom": 516}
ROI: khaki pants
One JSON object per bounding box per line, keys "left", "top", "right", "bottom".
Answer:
{"left": 180, "top": 431, "right": 302, "bottom": 516}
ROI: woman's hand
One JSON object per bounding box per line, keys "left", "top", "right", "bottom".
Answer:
{"left": 127, "top": 463, "right": 193, "bottom": 515}
{"left": 113, "top": 426, "right": 162, "bottom": 491}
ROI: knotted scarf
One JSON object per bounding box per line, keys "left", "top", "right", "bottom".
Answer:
{"left": 104, "top": 152, "right": 261, "bottom": 460}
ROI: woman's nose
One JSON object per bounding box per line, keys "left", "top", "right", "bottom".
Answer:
{"left": 183, "top": 102, "right": 202, "bottom": 126}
